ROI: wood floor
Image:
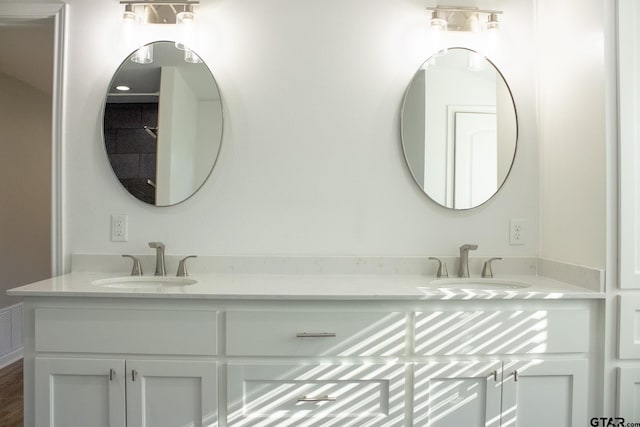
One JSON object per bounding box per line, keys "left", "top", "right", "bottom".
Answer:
{"left": 0, "top": 360, "right": 23, "bottom": 427}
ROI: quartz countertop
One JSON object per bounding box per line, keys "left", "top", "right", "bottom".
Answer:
{"left": 7, "top": 271, "right": 605, "bottom": 300}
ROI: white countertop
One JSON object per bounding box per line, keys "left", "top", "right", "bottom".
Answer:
{"left": 7, "top": 271, "right": 605, "bottom": 300}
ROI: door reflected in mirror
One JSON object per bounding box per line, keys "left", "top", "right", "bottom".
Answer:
{"left": 401, "top": 48, "right": 517, "bottom": 209}
{"left": 103, "top": 41, "right": 223, "bottom": 206}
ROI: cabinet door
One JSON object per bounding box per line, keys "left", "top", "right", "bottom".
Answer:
{"left": 501, "top": 359, "right": 588, "bottom": 427}
{"left": 126, "top": 359, "right": 217, "bottom": 427}
{"left": 618, "top": 367, "right": 640, "bottom": 419}
{"left": 413, "top": 361, "right": 502, "bottom": 427}
{"left": 35, "top": 357, "right": 126, "bottom": 427}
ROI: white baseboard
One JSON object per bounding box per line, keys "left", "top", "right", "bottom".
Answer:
{"left": 0, "top": 346, "right": 22, "bottom": 369}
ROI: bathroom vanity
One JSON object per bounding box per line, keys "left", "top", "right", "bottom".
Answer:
{"left": 9, "top": 256, "right": 604, "bottom": 427}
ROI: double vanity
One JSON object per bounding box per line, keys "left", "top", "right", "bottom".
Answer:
{"left": 9, "top": 250, "right": 604, "bottom": 427}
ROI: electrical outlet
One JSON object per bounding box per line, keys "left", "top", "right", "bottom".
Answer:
{"left": 111, "top": 214, "right": 128, "bottom": 242}
{"left": 510, "top": 219, "right": 526, "bottom": 245}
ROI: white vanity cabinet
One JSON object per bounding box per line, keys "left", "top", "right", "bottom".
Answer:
{"left": 19, "top": 295, "right": 599, "bottom": 427}
{"left": 35, "top": 357, "right": 217, "bottom": 427}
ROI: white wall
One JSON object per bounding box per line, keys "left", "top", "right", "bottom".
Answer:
{"left": 48, "top": 0, "right": 541, "bottom": 264}
{"left": 536, "top": 0, "right": 607, "bottom": 268}
{"left": 0, "top": 72, "right": 51, "bottom": 308}
{"left": 196, "top": 100, "right": 223, "bottom": 186}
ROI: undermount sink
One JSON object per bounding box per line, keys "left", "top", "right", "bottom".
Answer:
{"left": 424, "top": 278, "right": 531, "bottom": 290}
{"left": 92, "top": 276, "right": 197, "bottom": 289}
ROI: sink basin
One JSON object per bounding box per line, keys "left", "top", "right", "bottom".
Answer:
{"left": 424, "top": 278, "right": 531, "bottom": 290}
{"left": 92, "top": 276, "right": 197, "bottom": 289}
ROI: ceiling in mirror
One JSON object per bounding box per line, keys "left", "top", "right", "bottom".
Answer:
{"left": 401, "top": 48, "right": 517, "bottom": 210}
{"left": 103, "top": 41, "right": 223, "bottom": 206}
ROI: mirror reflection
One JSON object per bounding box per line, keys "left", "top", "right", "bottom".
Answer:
{"left": 103, "top": 41, "right": 223, "bottom": 206}
{"left": 401, "top": 48, "right": 517, "bottom": 209}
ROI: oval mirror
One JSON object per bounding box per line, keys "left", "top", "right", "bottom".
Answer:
{"left": 401, "top": 48, "right": 517, "bottom": 209}
{"left": 103, "top": 41, "right": 223, "bottom": 206}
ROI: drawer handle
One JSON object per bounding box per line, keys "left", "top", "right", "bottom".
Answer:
{"left": 109, "top": 369, "right": 115, "bottom": 381}
{"left": 132, "top": 369, "right": 138, "bottom": 382}
{"left": 491, "top": 370, "right": 498, "bottom": 382}
{"left": 512, "top": 370, "right": 519, "bottom": 382}
{"left": 297, "top": 395, "right": 337, "bottom": 402}
{"left": 296, "top": 332, "right": 337, "bottom": 338}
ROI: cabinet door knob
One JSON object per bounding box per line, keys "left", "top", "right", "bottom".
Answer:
{"left": 109, "top": 369, "right": 115, "bottom": 381}
{"left": 132, "top": 369, "right": 138, "bottom": 381}
{"left": 296, "top": 332, "right": 337, "bottom": 338}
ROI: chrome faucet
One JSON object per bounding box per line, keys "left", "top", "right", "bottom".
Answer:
{"left": 458, "top": 243, "right": 478, "bottom": 277}
{"left": 148, "top": 242, "right": 166, "bottom": 276}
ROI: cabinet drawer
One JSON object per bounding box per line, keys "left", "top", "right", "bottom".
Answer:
{"left": 226, "top": 311, "right": 406, "bottom": 356}
{"left": 35, "top": 308, "right": 217, "bottom": 355}
{"left": 227, "top": 363, "right": 406, "bottom": 426}
{"left": 415, "top": 309, "right": 589, "bottom": 355}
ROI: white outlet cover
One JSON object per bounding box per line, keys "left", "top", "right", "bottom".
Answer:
{"left": 111, "top": 214, "right": 128, "bottom": 242}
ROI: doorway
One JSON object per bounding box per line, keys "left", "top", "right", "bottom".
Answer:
{"left": 0, "top": 6, "right": 61, "bottom": 368}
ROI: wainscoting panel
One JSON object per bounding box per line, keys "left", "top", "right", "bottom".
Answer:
{"left": 0, "top": 303, "right": 23, "bottom": 368}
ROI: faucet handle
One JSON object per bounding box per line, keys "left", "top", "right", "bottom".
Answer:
{"left": 481, "top": 257, "right": 502, "bottom": 278}
{"left": 428, "top": 257, "right": 449, "bottom": 278}
{"left": 460, "top": 243, "right": 479, "bottom": 251}
{"left": 122, "top": 255, "right": 143, "bottom": 276}
{"left": 177, "top": 255, "right": 197, "bottom": 277}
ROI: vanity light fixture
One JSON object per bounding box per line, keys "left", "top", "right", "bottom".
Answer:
{"left": 427, "top": 6, "right": 502, "bottom": 34}
{"left": 120, "top": 1, "right": 199, "bottom": 25}
{"left": 121, "top": 1, "right": 200, "bottom": 64}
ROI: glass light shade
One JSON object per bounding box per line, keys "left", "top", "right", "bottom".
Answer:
{"left": 131, "top": 44, "right": 153, "bottom": 64}
{"left": 487, "top": 14, "right": 500, "bottom": 33}
{"left": 123, "top": 10, "right": 137, "bottom": 24}
{"left": 175, "top": 10, "right": 196, "bottom": 50}
{"left": 123, "top": 4, "right": 137, "bottom": 24}
{"left": 184, "top": 49, "right": 201, "bottom": 64}
{"left": 430, "top": 18, "right": 447, "bottom": 33}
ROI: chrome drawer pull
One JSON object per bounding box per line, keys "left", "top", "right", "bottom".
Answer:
{"left": 296, "top": 332, "right": 337, "bottom": 338}
{"left": 297, "top": 395, "right": 337, "bottom": 402}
